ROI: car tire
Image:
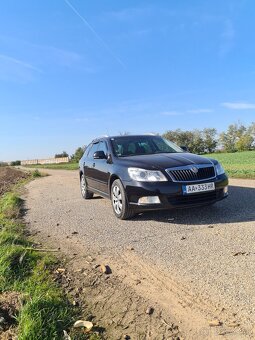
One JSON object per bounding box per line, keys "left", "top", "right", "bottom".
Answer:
{"left": 80, "top": 174, "right": 94, "bottom": 199}
{"left": 111, "top": 179, "right": 135, "bottom": 220}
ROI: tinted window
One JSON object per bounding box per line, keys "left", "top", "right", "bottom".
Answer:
{"left": 98, "top": 141, "right": 108, "bottom": 156}
{"left": 88, "top": 143, "right": 99, "bottom": 157}
{"left": 110, "top": 136, "right": 183, "bottom": 157}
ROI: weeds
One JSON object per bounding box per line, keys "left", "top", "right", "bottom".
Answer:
{"left": 32, "top": 169, "right": 42, "bottom": 178}
{"left": 0, "top": 188, "right": 87, "bottom": 339}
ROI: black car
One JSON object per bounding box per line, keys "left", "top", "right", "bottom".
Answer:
{"left": 79, "top": 135, "right": 228, "bottom": 219}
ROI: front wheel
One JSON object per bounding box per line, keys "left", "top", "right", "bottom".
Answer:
{"left": 111, "top": 179, "right": 135, "bottom": 220}
{"left": 80, "top": 174, "right": 94, "bottom": 199}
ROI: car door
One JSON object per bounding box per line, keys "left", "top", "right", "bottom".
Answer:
{"left": 84, "top": 142, "right": 99, "bottom": 189}
{"left": 91, "top": 141, "right": 110, "bottom": 194}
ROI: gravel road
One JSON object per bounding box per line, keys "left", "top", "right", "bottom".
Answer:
{"left": 24, "top": 169, "right": 255, "bottom": 339}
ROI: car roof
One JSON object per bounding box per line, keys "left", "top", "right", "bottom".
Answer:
{"left": 92, "top": 134, "right": 157, "bottom": 142}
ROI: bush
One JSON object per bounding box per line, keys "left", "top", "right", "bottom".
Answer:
{"left": 11, "top": 160, "right": 21, "bottom": 166}
{"left": 71, "top": 146, "right": 86, "bottom": 163}
{"left": 32, "top": 170, "right": 42, "bottom": 178}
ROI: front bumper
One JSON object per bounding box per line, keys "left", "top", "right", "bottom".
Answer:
{"left": 122, "top": 174, "right": 228, "bottom": 211}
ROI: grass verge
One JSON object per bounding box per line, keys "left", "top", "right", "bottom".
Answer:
{"left": 205, "top": 150, "right": 255, "bottom": 179}
{"left": 25, "top": 163, "right": 79, "bottom": 171}
{"left": 0, "top": 176, "right": 100, "bottom": 339}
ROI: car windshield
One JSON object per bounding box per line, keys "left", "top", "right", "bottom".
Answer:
{"left": 110, "top": 135, "right": 183, "bottom": 157}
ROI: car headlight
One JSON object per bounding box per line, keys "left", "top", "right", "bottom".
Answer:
{"left": 215, "top": 162, "right": 225, "bottom": 175}
{"left": 128, "top": 168, "right": 167, "bottom": 182}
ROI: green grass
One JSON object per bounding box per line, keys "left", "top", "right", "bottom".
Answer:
{"left": 31, "top": 169, "right": 43, "bottom": 178}
{"left": 205, "top": 150, "right": 255, "bottom": 179}
{"left": 0, "top": 188, "right": 101, "bottom": 339}
{"left": 0, "top": 192, "right": 22, "bottom": 218}
{"left": 25, "top": 163, "right": 79, "bottom": 170}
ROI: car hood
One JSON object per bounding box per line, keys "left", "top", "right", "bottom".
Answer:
{"left": 117, "top": 153, "right": 214, "bottom": 170}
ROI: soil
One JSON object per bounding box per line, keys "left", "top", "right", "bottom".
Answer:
{"left": 37, "top": 234, "right": 183, "bottom": 340}
{"left": 0, "top": 167, "right": 27, "bottom": 196}
{"left": 31, "top": 230, "right": 249, "bottom": 339}
{"left": 0, "top": 291, "right": 21, "bottom": 339}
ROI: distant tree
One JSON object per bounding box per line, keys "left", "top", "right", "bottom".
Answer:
{"left": 202, "top": 128, "right": 218, "bottom": 153}
{"left": 71, "top": 146, "right": 86, "bottom": 163}
{"left": 10, "top": 160, "right": 21, "bottom": 166}
{"left": 55, "top": 151, "right": 69, "bottom": 158}
{"left": 235, "top": 133, "right": 253, "bottom": 151}
{"left": 0, "top": 161, "right": 7, "bottom": 167}
{"left": 219, "top": 129, "right": 236, "bottom": 152}
{"left": 191, "top": 129, "right": 205, "bottom": 154}
{"left": 219, "top": 122, "right": 253, "bottom": 152}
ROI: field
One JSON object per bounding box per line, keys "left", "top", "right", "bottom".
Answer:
{"left": 205, "top": 150, "right": 255, "bottom": 179}
{"left": 23, "top": 150, "right": 255, "bottom": 179}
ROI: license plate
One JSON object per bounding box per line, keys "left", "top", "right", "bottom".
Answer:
{"left": 183, "top": 182, "right": 215, "bottom": 195}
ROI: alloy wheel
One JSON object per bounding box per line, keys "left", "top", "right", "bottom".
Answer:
{"left": 112, "top": 185, "right": 123, "bottom": 214}
{"left": 81, "top": 175, "right": 86, "bottom": 196}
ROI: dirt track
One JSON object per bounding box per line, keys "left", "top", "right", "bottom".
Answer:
{"left": 23, "top": 169, "right": 255, "bottom": 339}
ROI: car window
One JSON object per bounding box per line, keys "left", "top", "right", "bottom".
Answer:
{"left": 88, "top": 143, "right": 99, "bottom": 157}
{"left": 153, "top": 138, "right": 175, "bottom": 153}
{"left": 98, "top": 141, "right": 108, "bottom": 156}
{"left": 111, "top": 136, "right": 183, "bottom": 157}
{"left": 84, "top": 144, "right": 92, "bottom": 157}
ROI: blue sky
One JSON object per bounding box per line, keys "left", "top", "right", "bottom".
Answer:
{"left": 1, "top": 0, "right": 255, "bottom": 160}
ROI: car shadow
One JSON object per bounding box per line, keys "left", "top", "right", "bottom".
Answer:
{"left": 132, "top": 185, "right": 255, "bottom": 225}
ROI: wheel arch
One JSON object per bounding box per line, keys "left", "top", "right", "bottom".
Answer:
{"left": 109, "top": 174, "right": 120, "bottom": 194}
{"left": 109, "top": 175, "right": 135, "bottom": 220}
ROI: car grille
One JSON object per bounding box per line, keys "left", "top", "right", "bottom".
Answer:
{"left": 168, "top": 190, "right": 222, "bottom": 206}
{"left": 166, "top": 165, "right": 215, "bottom": 182}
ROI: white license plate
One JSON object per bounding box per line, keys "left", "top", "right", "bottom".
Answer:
{"left": 183, "top": 182, "right": 215, "bottom": 195}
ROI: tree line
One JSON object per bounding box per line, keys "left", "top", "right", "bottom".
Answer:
{"left": 163, "top": 122, "right": 255, "bottom": 154}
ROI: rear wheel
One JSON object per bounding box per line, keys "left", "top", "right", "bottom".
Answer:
{"left": 80, "top": 174, "right": 94, "bottom": 199}
{"left": 111, "top": 179, "right": 135, "bottom": 220}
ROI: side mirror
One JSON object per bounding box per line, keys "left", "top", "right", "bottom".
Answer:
{"left": 93, "top": 151, "right": 107, "bottom": 159}
{"left": 180, "top": 145, "right": 189, "bottom": 152}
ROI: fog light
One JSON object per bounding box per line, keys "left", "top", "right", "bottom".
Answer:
{"left": 138, "top": 196, "right": 161, "bottom": 204}
{"left": 223, "top": 186, "right": 228, "bottom": 194}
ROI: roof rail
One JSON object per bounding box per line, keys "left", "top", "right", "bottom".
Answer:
{"left": 143, "top": 132, "right": 158, "bottom": 136}
{"left": 92, "top": 135, "right": 109, "bottom": 142}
